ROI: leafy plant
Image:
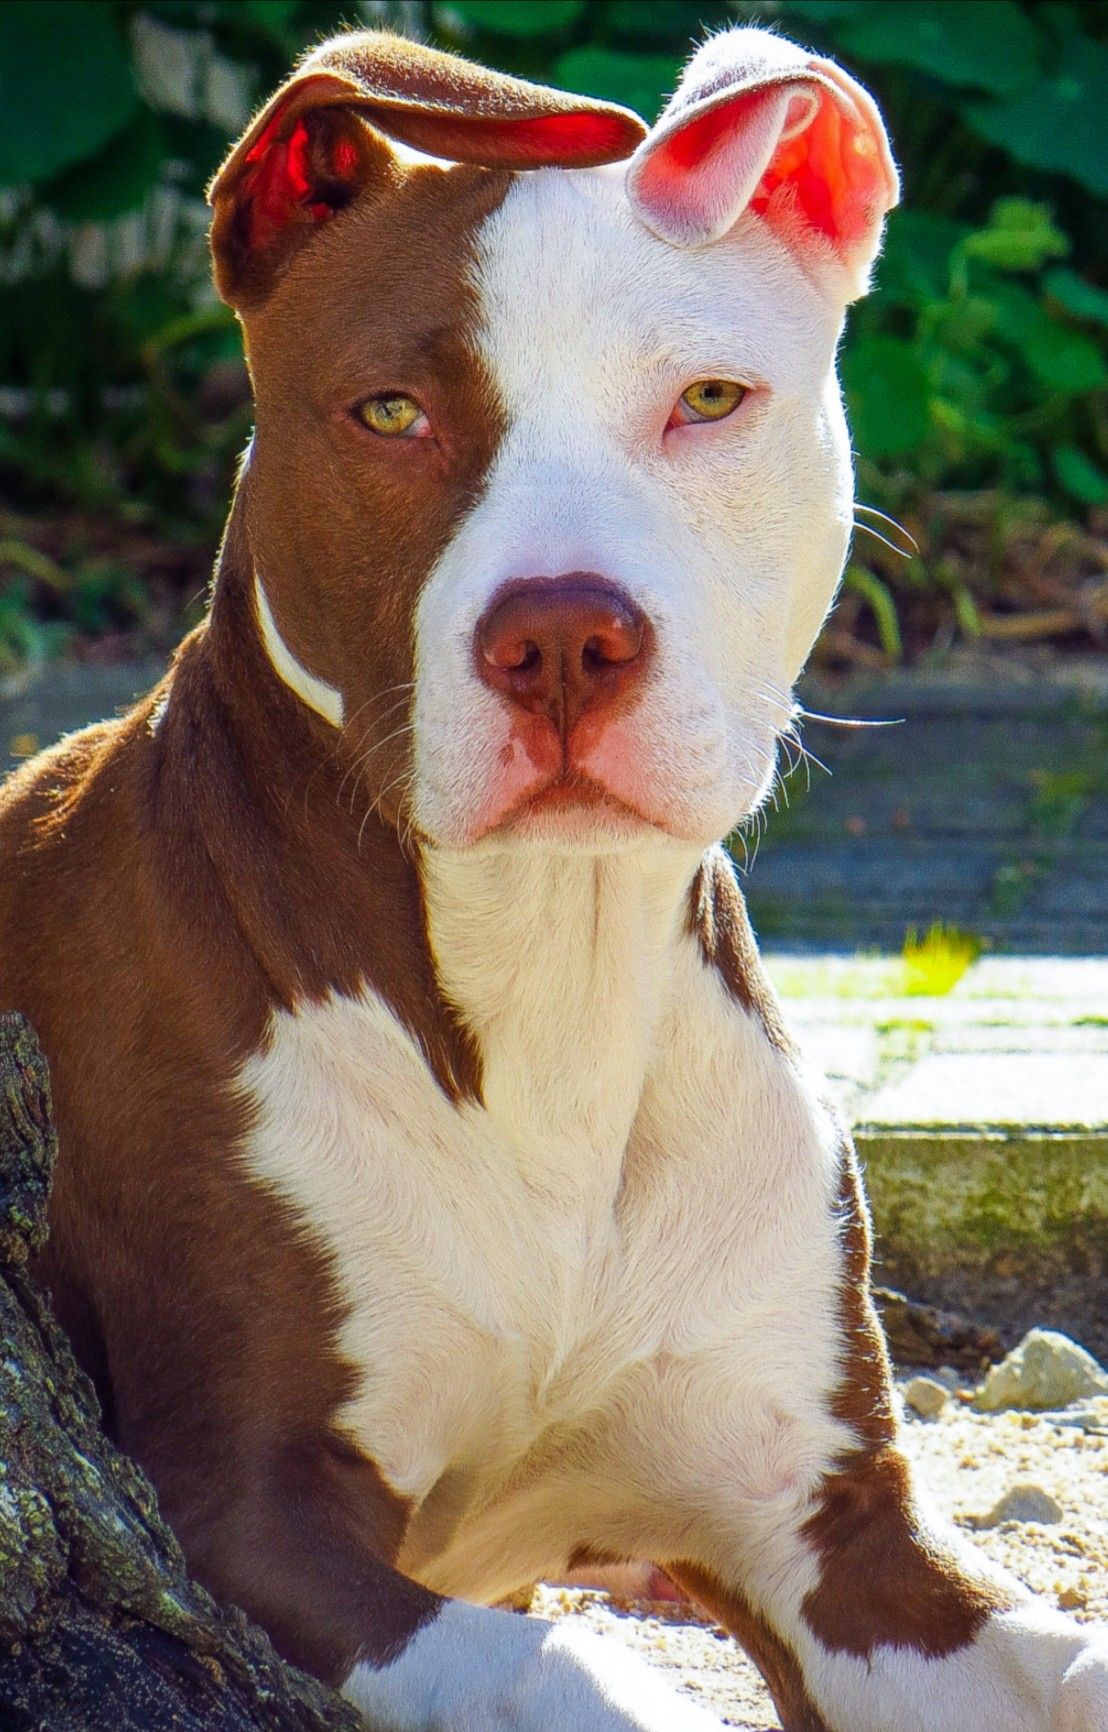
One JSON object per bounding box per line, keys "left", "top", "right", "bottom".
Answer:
{"left": 0, "top": 0, "right": 1105, "bottom": 666}
{"left": 901, "top": 923, "right": 983, "bottom": 995}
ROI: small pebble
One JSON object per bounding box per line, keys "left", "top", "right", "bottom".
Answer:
{"left": 975, "top": 1483, "right": 1063, "bottom": 1529}
{"left": 903, "top": 1376, "right": 949, "bottom": 1419}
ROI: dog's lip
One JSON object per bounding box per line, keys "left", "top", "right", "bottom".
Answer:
{"left": 483, "top": 771, "right": 668, "bottom": 838}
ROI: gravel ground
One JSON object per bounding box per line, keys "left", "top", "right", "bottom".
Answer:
{"left": 531, "top": 1390, "right": 1108, "bottom": 1729}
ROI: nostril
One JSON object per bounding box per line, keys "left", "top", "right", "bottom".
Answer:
{"left": 584, "top": 613, "right": 644, "bottom": 669}
{"left": 482, "top": 633, "right": 541, "bottom": 674}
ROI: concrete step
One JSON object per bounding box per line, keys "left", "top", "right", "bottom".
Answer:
{"left": 769, "top": 951, "right": 1108, "bottom": 1357}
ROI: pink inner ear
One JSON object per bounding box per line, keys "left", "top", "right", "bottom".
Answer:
{"left": 481, "top": 109, "right": 638, "bottom": 164}
{"left": 637, "top": 77, "right": 889, "bottom": 256}
{"left": 374, "top": 103, "right": 646, "bottom": 169}
{"left": 659, "top": 86, "right": 769, "bottom": 173}
{"left": 242, "top": 110, "right": 357, "bottom": 248}
{"left": 750, "top": 87, "right": 885, "bottom": 245}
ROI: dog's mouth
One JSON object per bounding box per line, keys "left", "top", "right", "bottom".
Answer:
{"left": 486, "top": 771, "right": 665, "bottom": 842}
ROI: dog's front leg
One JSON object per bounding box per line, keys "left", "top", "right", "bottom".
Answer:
{"left": 667, "top": 1453, "right": 1108, "bottom": 1732}
{"left": 345, "top": 1593, "right": 726, "bottom": 1731}
{"left": 637, "top": 1145, "right": 1108, "bottom": 1732}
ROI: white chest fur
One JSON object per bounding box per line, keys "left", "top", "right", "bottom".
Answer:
{"left": 236, "top": 847, "right": 849, "bottom": 1599}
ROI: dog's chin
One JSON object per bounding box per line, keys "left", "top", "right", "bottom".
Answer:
{"left": 422, "top": 776, "right": 739, "bottom": 856}
{"left": 489, "top": 782, "right": 664, "bottom": 854}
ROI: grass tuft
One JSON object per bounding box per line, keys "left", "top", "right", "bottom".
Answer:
{"left": 901, "top": 923, "right": 982, "bottom": 996}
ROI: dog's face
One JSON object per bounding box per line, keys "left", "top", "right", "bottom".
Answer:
{"left": 210, "top": 29, "right": 897, "bottom": 852}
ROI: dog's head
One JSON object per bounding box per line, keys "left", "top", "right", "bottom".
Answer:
{"left": 209, "top": 28, "right": 897, "bottom": 852}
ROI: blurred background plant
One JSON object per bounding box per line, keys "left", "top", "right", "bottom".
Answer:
{"left": 1, "top": 0, "right": 1106, "bottom": 675}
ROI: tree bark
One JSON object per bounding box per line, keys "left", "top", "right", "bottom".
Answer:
{"left": 0, "top": 1012, "right": 364, "bottom": 1732}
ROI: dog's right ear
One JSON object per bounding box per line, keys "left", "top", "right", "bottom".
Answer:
{"left": 208, "top": 31, "right": 645, "bottom": 309}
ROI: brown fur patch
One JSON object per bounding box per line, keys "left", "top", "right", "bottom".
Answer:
{"left": 686, "top": 873, "right": 1018, "bottom": 1669}
{"left": 800, "top": 1143, "right": 1017, "bottom": 1660}
{"left": 231, "top": 150, "right": 513, "bottom": 852}
{"left": 691, "top": 847, "right": 794, "bottom": 1055}
{"left": 668, "top": 1564, "right": 831, "bottom": 1732}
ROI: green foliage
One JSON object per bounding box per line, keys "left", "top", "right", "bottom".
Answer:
{"left": 0, "top": 3, "right": 137, "bottom": 185}
{"left": 901, "top": 923, "right": 982, "bottom": 996}
{"left": 0, "top": 0, "right": 1105, "bottom": 664}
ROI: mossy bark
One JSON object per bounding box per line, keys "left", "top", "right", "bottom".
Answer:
{"left": 0, "top": 1012, "right": 364, "bottom": 1732}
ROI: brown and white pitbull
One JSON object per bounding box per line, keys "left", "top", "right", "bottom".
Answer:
{"left": 1, "top": 26, "right": 1105, "bottom": 1732}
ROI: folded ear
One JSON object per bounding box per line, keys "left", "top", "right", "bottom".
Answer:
{"left": 626, "top": 28, "right": 898, "bottom": 301}
{"left": 209, "top": 30, "right": 646, "bottom": 309}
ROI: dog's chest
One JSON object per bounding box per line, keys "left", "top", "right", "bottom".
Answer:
{"left": 238, "top": 985, "right": 661, "bottom": 1498}
{"left": 236, "top": 900, "right": 843, "bottom": 1586}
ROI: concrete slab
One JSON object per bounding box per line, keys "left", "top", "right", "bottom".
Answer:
{"left": 932, "top": 1024, "right": 1108, "bottom": 1055}
{"left": 861, "top": 1052, "right": 1108, "bottom": 1132}
{"left": 2, "top": 660, "right": 163, "bottom": 773}
{"left": 791, "top": 1024, "right": 881, "bottom": 1092}
{"left": 952, "top": 957, "right": 1108, "bottom": 1004}
{"left": 743, "top": 665, "right": 1108, "bottom": 953}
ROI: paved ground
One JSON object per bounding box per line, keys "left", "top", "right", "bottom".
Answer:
{"left": 744, "top": 656, "right": 1108, "bottom": 954}
{"left": 769, "top": 949, "right": 1108, "bottom": 1357}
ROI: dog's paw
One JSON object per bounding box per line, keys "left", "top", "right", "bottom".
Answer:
{"left": 344, "top": 1602, "right": 723, "bottom": 1731}
{"left": 1056, "top": 1636, "right": 1108, "bottom": 1732}
{"left": 501, "top": 1622, "right": 722, "bottom": 1731}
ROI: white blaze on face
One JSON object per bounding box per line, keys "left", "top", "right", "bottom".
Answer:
{"left": 411, "top": 162, "right": 855, "bottom": 850}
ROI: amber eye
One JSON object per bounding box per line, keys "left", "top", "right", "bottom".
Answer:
{"left": 357, "top": 394, "right": 428, "bottom": 438}
{"left": 672, "top": 379, "right": 747, "bottom": 426}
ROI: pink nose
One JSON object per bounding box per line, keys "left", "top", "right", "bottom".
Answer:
{"left": 475, "top": 576, "right": 650, "bottom": 739}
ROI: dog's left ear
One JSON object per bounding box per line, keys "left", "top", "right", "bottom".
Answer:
{"left": 208, "top": 30, "right": 646, "bottom": 309}
{"left": 627, "top": 28, "right": 898, "bottom": 300}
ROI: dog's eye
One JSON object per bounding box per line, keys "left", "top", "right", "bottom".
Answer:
{"left": 356, "top": 394, "right": 429, "bottom": 438}
{"left": 670, "top": 380, "right": 747, "bottom": 427}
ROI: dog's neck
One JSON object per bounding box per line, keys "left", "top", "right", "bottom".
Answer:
{"left": 422, "top": 841, "right": 703, "bottom": 1176}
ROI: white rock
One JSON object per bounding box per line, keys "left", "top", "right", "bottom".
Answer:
{"left": 975, "top": 1483, "right": 1063, "bottom": 1528}
{"left": 903, "top": 1375, "right": 949, "bottom": 1419}
{"left": 972, "top": 1328, "right": 1108, "bottom": 1413}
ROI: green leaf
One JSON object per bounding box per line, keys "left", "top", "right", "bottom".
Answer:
{"left": 961, "top": 199, "right": 1069, "bottom": 273}
{"left": 966, "top": 34, "right": 1108, "bottom": 196}
{"left": 602, "top": 0, "right": 732, "bottom": 41}
{"left": 0, "top": 1, "right": 136, "bottom": 186}
{"left": 554, "top": 48, "right": 680, "bottom": 122}
{"left": 775, "top": 2, "right": 866, "bottom": 21}
{"left": 835, "top": 1, "right": 1038, "bottom": 96}
{"left": 842, "top": 565, "right": 903, "bottom": 660}
{"left": 450, "top": 1, "right": 586, "bottom": 37}
{"left": 840, "top": 335, "right": 932, "bottom": 460}
{"left": 1045, "top": 269, "right": 1108, "bottom": 328}
{"left": 239, "top": 0, "right": 300, "bottom": 22}
{"left": 989, "top": 283, "right": 1108, "bottom": 392}
{"left": 1052, "top": 445, "right": 1108, "bottom": 506}
{"left": 874, "top": 211, "right": 970, "bottom": 306}
{"left": 41, "top": 112, "right": 165, "bottom": 222}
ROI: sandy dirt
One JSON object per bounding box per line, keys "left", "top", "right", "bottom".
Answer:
{"left": 531, "top": 1391, "right": 1108, "bottom": 1728}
